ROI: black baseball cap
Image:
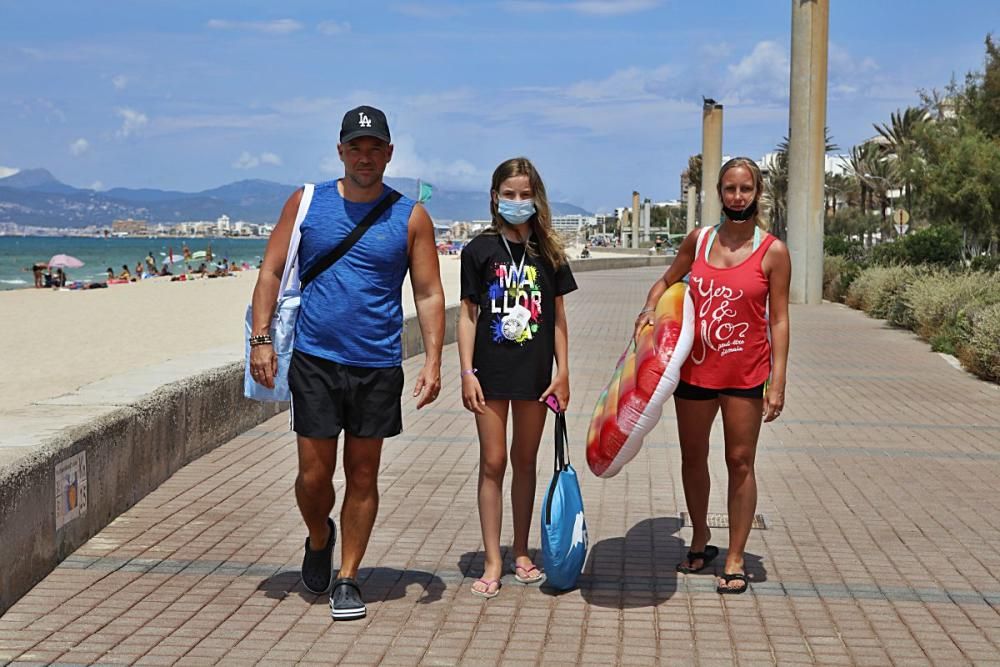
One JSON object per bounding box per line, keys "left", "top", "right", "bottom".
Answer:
{"left": 340, "top": 105, "right": 391, "bottom": 144}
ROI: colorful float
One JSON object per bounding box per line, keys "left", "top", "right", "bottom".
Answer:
{"left": 586, "top": 282, "right": 694, "bottom": 478}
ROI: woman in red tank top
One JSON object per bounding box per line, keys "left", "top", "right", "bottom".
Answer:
{"left": 634, "top": 158, "right": 791, "bottom": 594}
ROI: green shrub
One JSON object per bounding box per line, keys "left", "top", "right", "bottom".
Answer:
{"left": 901, "top": 225, "right": 963, "bottom": 265}
{"left": 970, "top": 255, "right": 1000, "bottom": 272}
{"left": 905, "top": 271, "right": 1000, "bottom": 341}
{"left": 823, "top": 255, "right": 862, "bottom": 303}
{"left": 870, "top": 240, "right": 907, "bottom": 266}
{"left": 845, "top": 265, "right": 920, "bottom": 320}
{"left": 825, "top": 235, "right": 865, "bottom": 258}
{"left": 961, "top": 302, "right": 1000, "bottom": 381}
{"left": 869, "top": 226, "right": 964, "bottom": 267}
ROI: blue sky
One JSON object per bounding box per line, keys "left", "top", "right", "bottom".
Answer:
{"left": 0, "top": 0, "right": 996, "bottom": 212}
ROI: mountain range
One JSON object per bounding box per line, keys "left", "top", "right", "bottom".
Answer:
{"left": 0, "top": 169, "right": 592, "bottom": 228}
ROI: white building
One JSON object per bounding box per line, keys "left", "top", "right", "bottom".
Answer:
{"left": 216, "top": 214, "right": 231, "bottom": 235}
{"left": 551, "top": 214, "right": 596, "bottom": 236}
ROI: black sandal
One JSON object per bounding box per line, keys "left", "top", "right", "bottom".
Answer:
{"left": 716, "top": 572, "right": 749, "bottom": 594}
{"left": 676, "top": 544, "right": 719, "bottom": 574}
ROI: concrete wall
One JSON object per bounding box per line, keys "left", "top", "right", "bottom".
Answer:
{"left": 0, "top": 366, "right": 284, "bottom": 614}
{"left": 0, "top": 255, "right": 671, "bottom": 614}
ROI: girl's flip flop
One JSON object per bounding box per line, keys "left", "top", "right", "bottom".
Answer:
{"left": 512, "top": 563, "right": 547, "bottom": 585}
{"left": 471, "top": 578, "right": 501, "bottom": 599}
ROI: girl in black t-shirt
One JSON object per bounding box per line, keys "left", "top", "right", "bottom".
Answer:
{"left": 459, "top": 157, "right": 577, "bottom": 598}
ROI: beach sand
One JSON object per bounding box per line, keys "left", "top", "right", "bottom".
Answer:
{"left": 3, "top": 244, "right": 630, "bottom": 414}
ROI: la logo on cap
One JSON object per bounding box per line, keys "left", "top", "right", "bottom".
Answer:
{"left": 358, "top": 112, "right": 372, "bottom": 128}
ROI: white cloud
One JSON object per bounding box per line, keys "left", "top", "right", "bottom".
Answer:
{"left": 317, "top": 20, "right": 351, "bottom": 35}
{"left": 502, "top": 0, "right": 660, "bottom": 15}
{"left": 723, "top": 41, "right": 790, "bottom": 104}
{"left": 89, "top": 181, "right": 104, "bottom": 191}
{"left": 260, "top": 152, "right": 282, "bottom": 166}
{"left": 0, "top": 166, "right": 19, "bottom": 179}
{"left": 234, "top": 151, "right": 283, "bottom": 169}
{"left": 69, "top": 138, "right": 90, "bottom": 156}
{"left": 112, "top": 74, "right": 128, "bottom": 90}
{"left": 562, "top": 64, "right": 675, "bottom": 101}
{"left": 384, "top": 134, "right": 481, "bottom": 188}
{"left": 206, "top": 19, "right": 303, "bottom": 34}
{"left": 116, "top": 108, "right": 148, "bottom": 137}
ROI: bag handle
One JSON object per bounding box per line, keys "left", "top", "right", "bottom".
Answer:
{"left": 553, "top": 411, "right": 570, "bottom": 472}
{"left": 299, "top": 189, "right": 403, "bottom": 290}
{"left": 277, "top": 183, "right": 314, "bottom": 298}
{"left": 544, "top": 411, "right": 570, "bottom": 524}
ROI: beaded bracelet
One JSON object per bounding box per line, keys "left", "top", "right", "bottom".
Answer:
{"left": 249, "top": 334, "right": 273, "bottom": 347}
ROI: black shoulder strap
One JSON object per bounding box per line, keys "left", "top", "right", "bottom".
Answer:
{"left": 299, "top": 189, "right": 403, "bottom": 289}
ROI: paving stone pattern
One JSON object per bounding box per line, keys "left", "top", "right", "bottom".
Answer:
{"left": 2, "top": 266, "right": 999, "bottom": 666}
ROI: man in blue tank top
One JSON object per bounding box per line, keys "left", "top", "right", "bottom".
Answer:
{"left": 249, "top": 105, "right": 445, "bottom": 620}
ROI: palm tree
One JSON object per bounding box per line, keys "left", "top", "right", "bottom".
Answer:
{"left": 687, "top": 154, "right": 702, "bottom": 193}
{"left": 685, "top": 154, "right": 703, "bottom": 226}
{"left": 763, "top": 138, "right": 790, "bottom": 239}
{"left": 874, "top": 107, "right": 927, "bottom": 218}
{"left": 765, "top": 129, "right": 836, "bottom": 241}
{"left": 825, "top": 172, "right": 850, "bottom": 218}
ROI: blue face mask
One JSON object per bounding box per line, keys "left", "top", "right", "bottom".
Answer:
{"left": 497, "top": 198, "right": 536, "bottom": 225}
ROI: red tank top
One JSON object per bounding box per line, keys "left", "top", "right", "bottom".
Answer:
{"left": 680, "top": 226, "right": 776, "bottom": 389}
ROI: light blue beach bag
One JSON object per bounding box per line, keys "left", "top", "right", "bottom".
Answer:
{"left": 243, "top": 184, "right": 314, "bottom": 402}
{"left": 540, "top": 411, "right": 589, "bottom": 590}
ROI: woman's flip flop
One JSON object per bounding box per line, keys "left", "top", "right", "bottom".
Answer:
{"left": 717, "top": 572, "right": 749, "bottom": 594}
{"left": 676, "top": 545, "right": 719, "bottom": 574}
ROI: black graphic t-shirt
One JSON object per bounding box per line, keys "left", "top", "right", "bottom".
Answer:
{"left": 460, "top": 232, "right": 577, "bottom": 400}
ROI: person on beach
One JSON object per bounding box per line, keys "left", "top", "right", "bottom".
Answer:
{"left": 106, "top": 267, "right": 115, "bottom": 281}
{"left": 458, "top": 157, "right": 577, "bottom": 599}
{"left": 634, "top": 157, "right": 790, "bottom": 594}
{"left": 249, "top": 105, "right": 445, "bottom": 620}
{"left": 119, "top": 264, "right": 131, "bottom": 281}
{"left": 31, "top": 262, "right": 46, "bottom": 288}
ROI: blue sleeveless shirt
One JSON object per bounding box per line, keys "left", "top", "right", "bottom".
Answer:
{"left": 294, "top": 180, "right": 414, "bottom": 367}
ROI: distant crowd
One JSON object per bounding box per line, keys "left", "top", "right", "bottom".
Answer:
{"left": 28, "top": 243, "right": 259, "bottom": 291}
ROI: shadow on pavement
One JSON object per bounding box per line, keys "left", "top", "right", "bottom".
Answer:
{"left": 577, "top": 516, "right": 767, "bottom": 609}
{"left": 256, "top": 566, "right": 446, "bottom": 605}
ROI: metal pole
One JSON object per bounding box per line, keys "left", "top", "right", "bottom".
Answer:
{"left": 700, "top": 100, "right": 723, "bottom": 228}
{"left": 642, "top": 199, "right": 651, "bottom": 243}
{"left": 686, "top": 185, "right": 697, "bottom": 233}
{"left": 786, "top": 0, "right": 829, "bottom": 304}
{"left": 631, "top": 191, "right": 640, "bottom": 249}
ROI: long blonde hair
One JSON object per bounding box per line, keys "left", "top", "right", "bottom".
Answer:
{"left": 716, "top": 156, "right": 768, "bottom": 230}
{"left": 488, "top": 157, "right": 567, "bottom": 269}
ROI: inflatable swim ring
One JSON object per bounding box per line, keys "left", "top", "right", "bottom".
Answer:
{"left": 586, "top": 282, "right": 694, "bottom": 478}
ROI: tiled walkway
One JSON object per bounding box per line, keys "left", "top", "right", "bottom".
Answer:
{"left": 2, "top": 266, "right": 999, "bottom": 666}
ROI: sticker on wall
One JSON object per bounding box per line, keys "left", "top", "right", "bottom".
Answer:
{"left": 55, "top": 451, "right": 88, "bottom": 530}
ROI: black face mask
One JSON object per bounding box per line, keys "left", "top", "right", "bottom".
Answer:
{"left": 722, "top": 199, "right": 758, "bottom": 222}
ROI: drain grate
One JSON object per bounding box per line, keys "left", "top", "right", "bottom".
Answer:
{"left": 680, "top": 512, "right": 767, "bottom": 530}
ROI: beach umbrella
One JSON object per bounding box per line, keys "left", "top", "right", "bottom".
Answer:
{"left": 48, "top": 254, "right": 85, "bottom": 268}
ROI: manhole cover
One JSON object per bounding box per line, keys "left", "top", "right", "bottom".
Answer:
{"left": 680, "top": 512, "right": 767, "bottom": 530}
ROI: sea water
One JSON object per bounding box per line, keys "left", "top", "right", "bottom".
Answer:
{"left": 0, "top": 236, "right": 269, "bottom": 290}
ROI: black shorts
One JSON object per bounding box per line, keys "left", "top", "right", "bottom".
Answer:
{"left": 674, "top": 380, "right": 766, "bottom": 401}
{"left": 288, "top": 349, "right": 404, "bottom": 439}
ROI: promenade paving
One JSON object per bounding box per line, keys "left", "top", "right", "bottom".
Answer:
{"left": 2, "top": 265, "right": 1000, "bottom": 666}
